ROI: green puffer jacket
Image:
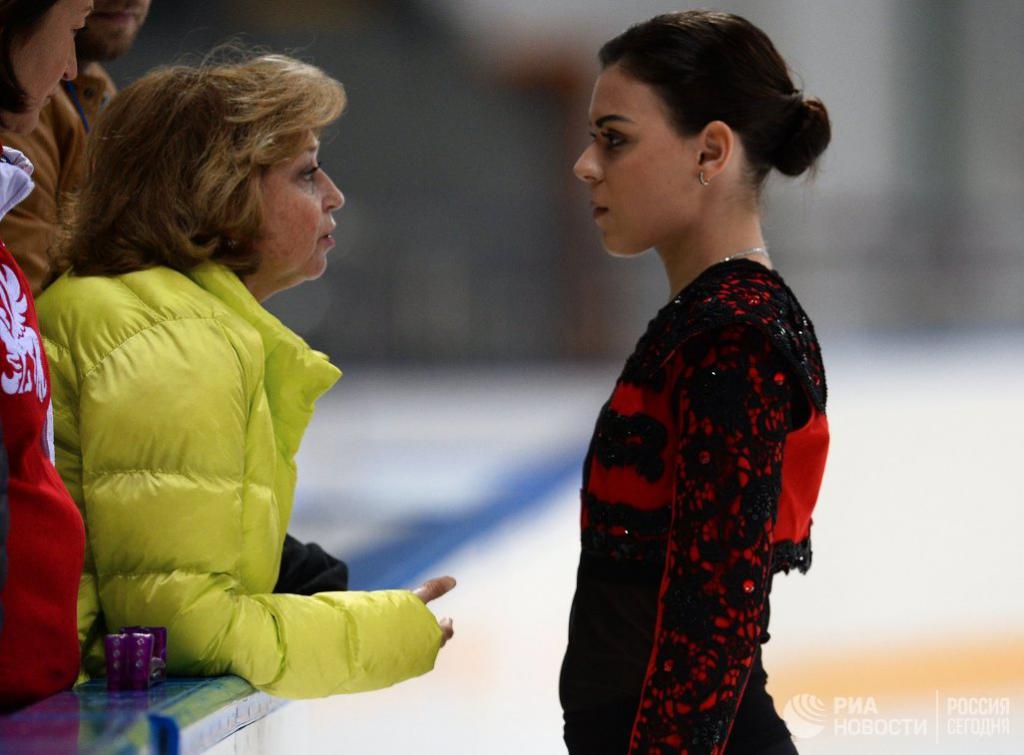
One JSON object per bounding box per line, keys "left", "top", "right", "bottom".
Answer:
{"left": 37, "top": 262, "right": 442, "bottom": 698}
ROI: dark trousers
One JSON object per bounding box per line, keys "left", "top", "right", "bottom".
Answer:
{"left": 563, "top": 649, "right": 797, "bottom": 754}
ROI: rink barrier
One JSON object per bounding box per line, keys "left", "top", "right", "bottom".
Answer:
{"left": 0, "top": 676, "right": 284, "bottom": 754}
{"left": 0, "top": 446, "right": 587, "bottom": 752}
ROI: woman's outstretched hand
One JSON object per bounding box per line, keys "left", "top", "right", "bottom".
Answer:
{"left": 413, "top": 576, "right": 456, "bottom": 648}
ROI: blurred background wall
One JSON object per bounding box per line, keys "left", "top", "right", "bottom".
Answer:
{"left": 104, "top": 0, "right": 1024, "bottom": 361}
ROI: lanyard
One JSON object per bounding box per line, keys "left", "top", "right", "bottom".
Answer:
{"left": 62, "top": 80, "right": 90, "bottom": 133}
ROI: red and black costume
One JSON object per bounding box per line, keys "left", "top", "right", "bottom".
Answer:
{"left": 560, "top": 259, "right": 829, "bottom": 755}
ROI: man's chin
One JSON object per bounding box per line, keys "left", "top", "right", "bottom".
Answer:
{"left": 76, "top": 33, "right": 137, "bottom": 64}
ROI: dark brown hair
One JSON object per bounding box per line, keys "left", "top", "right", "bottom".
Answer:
{"left": 59, "top": 53, "right": 346, "bottom": 277}
{"left": 0, "top": 0, "right": 61, "bottom": 114}
{"left": 600, "top": 11, "right": 831, "bottom": 187}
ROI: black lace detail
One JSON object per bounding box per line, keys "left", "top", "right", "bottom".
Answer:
{"left": 629, "top": 324, "right": 792, "bottom": 755}
{"left": 584, "top": 492, "right": 672, "bottom": 535}
{"left": 692, "top": 713, "right": 730, "bottom": 753}
{"left": 592, "top": 406, "right": 668, "bottom": 483}
{"left": 582, "top": 492, "right": 671, "bottom": 567}
{"left": 770, "top": 537, "right": 813, "bottom": 575}
{"left": 662, "top": 572, "right": 715, "bottom": 638}
{"left": 581, "top": 530, "right": 667, "bottom": 569}
{"left": 621, "top": 260, "right": 826, "bottom": 414}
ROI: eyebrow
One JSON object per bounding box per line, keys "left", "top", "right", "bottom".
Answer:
{"left": 593, "top": 115, "right": 634, "bottom": 128}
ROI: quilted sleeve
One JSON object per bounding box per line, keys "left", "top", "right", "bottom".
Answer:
{"left": 68, "top": 317, "right": 442, "bottom": 698}
{"left": 629, "top": 324, "right": 794, "bottom": 754}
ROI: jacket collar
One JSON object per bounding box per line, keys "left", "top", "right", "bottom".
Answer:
{"left": 186, "top": 261, "right": 341, "bottom": 459}
{"left": 0, "top": 146, "right": 34, "bottom": 222}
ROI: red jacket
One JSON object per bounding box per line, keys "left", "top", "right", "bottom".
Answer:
{"left": 0, "top": 145, "right": 83, "bottom": 709}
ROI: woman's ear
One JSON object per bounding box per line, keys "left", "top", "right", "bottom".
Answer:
{"left": 695, "top": 120, "right": 734, "bottom": 184}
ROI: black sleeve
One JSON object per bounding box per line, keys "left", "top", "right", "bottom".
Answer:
{"left": 629, "top": 324, "right": 794, "bottom": 754}
{"left": 274, "top": 532, "right": 349, "bottom": 595}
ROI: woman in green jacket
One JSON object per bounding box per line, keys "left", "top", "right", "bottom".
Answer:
{"left": 36, "top": 54, "right": 455, "bottom": 698}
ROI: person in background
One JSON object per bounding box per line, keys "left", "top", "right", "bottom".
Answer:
{"left": 0, "top": 0, "right": 149, "bottom": 297}
{"left": 559, "top": 11, "right": 831, "bottom": 754}
{"left": 38, "top": 53, "right": 455, "bottom": 697}
{"left": 0, "top": 0, "right": 92, "bottom": 709}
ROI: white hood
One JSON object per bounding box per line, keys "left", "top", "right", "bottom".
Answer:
{"left": 0, "top": 146, "right": 35, "bottom": 222}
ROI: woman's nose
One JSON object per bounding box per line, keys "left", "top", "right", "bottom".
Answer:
{"left": 322, "top": 173, "right": 344, "bottom": 212}
{"left": 64, "top": 46, "right": 78, "bottom": 82}
{"left": 573, "top": 144, "right": 600, "bottom": 184}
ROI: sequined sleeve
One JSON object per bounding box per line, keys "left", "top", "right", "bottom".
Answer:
{"left": 629, "top": 323, "right": 794, "bottom": 754}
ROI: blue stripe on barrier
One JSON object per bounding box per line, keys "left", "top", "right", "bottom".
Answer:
{"left": 344, "top": 446, "right": 585, "bottom": 590}
{"left": 150, "top": 713, "right": 180, "bottom": 754}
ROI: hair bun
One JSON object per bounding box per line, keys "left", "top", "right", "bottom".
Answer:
{"left": 772, "top": 97, "right": 831, "bottom": 177}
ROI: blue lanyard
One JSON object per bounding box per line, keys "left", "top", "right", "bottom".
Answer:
{"left": 62, "top": 80, "right": 90, "bottom": 133}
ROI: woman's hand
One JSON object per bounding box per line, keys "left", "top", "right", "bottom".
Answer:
{"left": 413, "top": 576, "right": 456, "bottom": 648}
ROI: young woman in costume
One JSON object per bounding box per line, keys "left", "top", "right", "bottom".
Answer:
{"left": 560, "top": 12, "right": 831, "bottom": 754}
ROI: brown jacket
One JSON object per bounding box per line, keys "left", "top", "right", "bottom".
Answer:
{"left": 0, "top": 64, "right": 115, "bottom": 296}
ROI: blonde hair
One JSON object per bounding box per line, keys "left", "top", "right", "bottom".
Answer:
{"left": 59, "top": 53, "right": 346, "bottom": 276}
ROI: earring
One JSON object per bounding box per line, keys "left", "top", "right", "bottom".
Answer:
{"left": 698, "top": 171, "right": 710, "bottom": 187}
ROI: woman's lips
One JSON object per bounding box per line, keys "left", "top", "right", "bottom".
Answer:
{"left": 319, "top": 234, "right": 336, "bottom": 250}
{"left": 592, "top": 206, "right": 608, "bottom": 219}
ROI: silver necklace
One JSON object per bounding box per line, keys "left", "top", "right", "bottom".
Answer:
{"left": 717, "top": 246, "right": 771, "bottom": 265}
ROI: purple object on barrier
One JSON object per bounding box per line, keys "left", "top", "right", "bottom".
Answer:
{"left": 105, "top": 626, "right": 168, "bottom": 691}
{"left": 104, "top": 634, "right": 128, "bottom": 692}
{"left": 121, "top": 626, "right": 167, "bottom": 682}
{"left": 125, "top": 632, "right": 154, "bottom": 690}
